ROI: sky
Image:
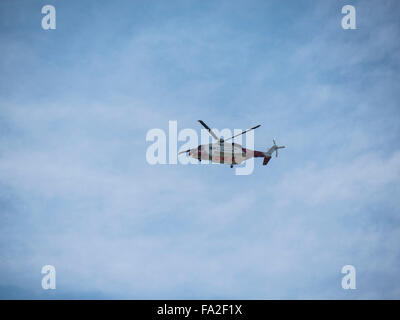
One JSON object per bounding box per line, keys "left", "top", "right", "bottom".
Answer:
{"left": 0, "top": 0, "right": 400, "bottom": 299}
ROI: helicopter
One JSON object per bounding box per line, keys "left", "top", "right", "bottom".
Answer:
{"left": 178, "top": 120, "right": 285, "bottom": 168}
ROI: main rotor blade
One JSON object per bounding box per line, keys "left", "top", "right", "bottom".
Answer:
{"left": 224, "top": 125, "right": 261, "bottom": 142}
{"left": 198, "top": 120, "right": 220, "bottom": 141}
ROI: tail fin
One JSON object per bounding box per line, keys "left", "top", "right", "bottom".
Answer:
{"left": 263, "top": 156, "right": 271, "bottom": 166}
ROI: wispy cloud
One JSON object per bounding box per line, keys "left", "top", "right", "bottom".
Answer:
{"left": 1, "top": 0, "right": 400, "bottom": 299}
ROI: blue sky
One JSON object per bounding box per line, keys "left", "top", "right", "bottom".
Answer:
{"left": 0, "top": 0, "right": 400, "bottom": 299}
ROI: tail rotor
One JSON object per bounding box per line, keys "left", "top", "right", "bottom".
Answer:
{"left": 265, "top": 139, "right": 285, "bottom": 160}
{"left": 272, "top": 139, "right": 285, "bottom": 157}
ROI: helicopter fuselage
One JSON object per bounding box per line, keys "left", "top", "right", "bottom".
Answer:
{"left": 188, "top": 143, "right": 265, "bottom": 165}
